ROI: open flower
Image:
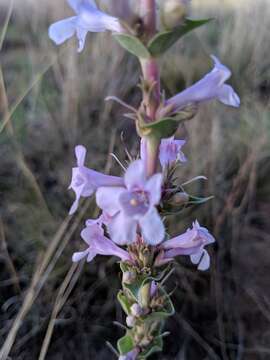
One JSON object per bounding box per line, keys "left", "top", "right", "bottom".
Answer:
{"left": 166, "top": 56, "right": 240, "bottom": 112}
{"left": 49, "top": 0, "right": 123, "bottom": 52}
{"left": 96, "top": 160, "right": 165, "bottom": 246}
{"left": 156, "top": 220, "right": 215, "bottom": 271}
{"left": 72, "top": 220, "right": 131, "bottom": 263}
{"left": 159, "top": 137, "right": 187, "bottom": 167}
{"left": 69, "top": 145, "right": 124, "bottom": 215}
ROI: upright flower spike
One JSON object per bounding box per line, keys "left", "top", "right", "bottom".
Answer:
{"left": 96, "top": 160, "right": 165, "bottom": 246}
{"left": 166, "top": 56, "right": 240, "bottom": 113}
{"left": 156, "top": 220, "right": 215, "bottom": 270}
{"left": 72, "top": 220, "right": 131, "bottom": 263}
{"left": 49, "top": 0, "right": 123, "bottom": 52}
{"left": 69, "top": 145, "right": 124, "bottom": 215}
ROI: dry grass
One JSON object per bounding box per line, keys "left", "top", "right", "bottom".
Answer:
{"left": 0, "top": 1, "right": 270, "bottom": 359}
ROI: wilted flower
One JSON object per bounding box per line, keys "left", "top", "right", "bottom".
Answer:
{"left": 166, "top": 56, "right": 240, "bottom": 112}
{"left": 96, "top": 160, "right": 165, "bottom": 245}
{"left": 49, "top": 0, "right": 123, "bottom": 52}
{"left": 72, "top": 220, "right": 131, "bottom": 263}
{"left": 156, "top": 220, "right": 215, "bottom": 270}
{"left": 159, "top": 137, "right": 187, "bottom": 167}
{"left": 69, "top": 145, "right": 124, "bottom": 215}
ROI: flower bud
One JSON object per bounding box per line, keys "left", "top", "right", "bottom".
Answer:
{"left": 161, "top": 0, "right": 191, "bottom": 29}
{"left": 130, "top": 303, "right": 143, "bottom": 317}
{"left": 171, "top": 192, "right": 189, "bottom": 205}
{"left": 122, "top": 271, "right": 136, "bottom": 284}
{"left": 126, "top": 315, "right": 136, "bottom": 328}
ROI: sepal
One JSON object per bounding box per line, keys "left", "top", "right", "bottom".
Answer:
{"left": 117, "top": 333, "right": 135, "bottom": 355}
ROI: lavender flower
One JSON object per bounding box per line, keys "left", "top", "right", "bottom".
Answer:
{"left": 72, "top": 220, "right": 131, "bottom": 263}
{"left": 159, "top": 137, "right": 187, "bottom": 167}
{"left": 118, "top": 348, "right": 140, "bottom": 360}
{"left": 49, "top": 0, "right": 123, "bottom": 52}
{"left": 69, "top": 145, "right": 124, "bottom": 215}
{"left": 156, "top": 220, "right": 215, "bottom": 270}
{"left": 166, "top": 56, "right": 240, "bottom": 112}
{"left": 140, "top": 137, "right": 186, "bottom": 170}
{"left": 96, "top": 160, "right": 165, "bottom": 245}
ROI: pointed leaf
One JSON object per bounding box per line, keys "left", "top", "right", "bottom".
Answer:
{"left": 148, "top": 18, "right": 213, "bottom": 57}
{"left": 113, "top": 33, "right": 151, "bottom": 59}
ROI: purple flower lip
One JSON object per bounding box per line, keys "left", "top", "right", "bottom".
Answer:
{"left": 96, "top": 160, "right": 165, "bottom": 245}
{"left": 72, "top": 220, "right": 131, "bottom": 264}
{"left": 166, "top": 55, "right": 240, "bottom": 112}
{"left": 119, "top": 190, "right": 150, "bottom": 217}
{"left": 69, "top": 145, "right": 124, "bottom": 215}
{"left": 48, "top": 0, "right": 123, "bottom": 52}
{"left": 156, "top": 220, "right": 215, "bottom": 271}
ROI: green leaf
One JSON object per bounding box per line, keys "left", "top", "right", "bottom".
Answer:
{"left": 117, "top": 291, "right": 132, "bottom": 315}
{"left": 140, "top": 117, "right": 180, "bottom": 139}
{"left": 113, "top": 33, "right": 151, "bottom": 59}
{"left": 117, "top": 333, "right": 134, "bottom": 355}
{"left": 148, "top": 18, "right": 213, "bottom": 57}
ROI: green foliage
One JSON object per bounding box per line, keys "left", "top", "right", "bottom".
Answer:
{"left": 148, "top": 19, "right": 213, "bottom": 57}
{"left": 117, "top": 333, "right": 134, "bottom": 355}
{"left": 117, "top": 291, "right": 132, "bottom": 315}
{"left": 114, "top": 19, "right": 212, "bottom": 60}
{"left": 113, "top": 33, "right": 150, "bottom": 59}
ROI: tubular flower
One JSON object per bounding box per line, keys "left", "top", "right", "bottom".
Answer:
{"left": 156, "top": 220, "right": 215, "bottom": 271}
{"left": 72, "top": 220, "right": 131, "bottom": 263}
{"left": 96, "top": 160, "right": 165, "bottom": 246}
{"left": 49, "top": 0, "right": 123, "bottom": 52}
{"left": 140, "top": 137, "right": 187, "bottom": 170}
{"left": 166, "top": 56, "right": 240, "bottom": 112}
{"left": 69, "top": 145, "right": 124, "bottom": 215}
{"left": 159, "top": 137, "right": 187, "bottom": 167}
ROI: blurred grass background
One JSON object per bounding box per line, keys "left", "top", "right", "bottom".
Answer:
{"left": 0, "top": 0, "right": 270, "bottom": 359}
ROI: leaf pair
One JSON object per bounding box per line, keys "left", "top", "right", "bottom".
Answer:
{"left": 114, "top": 19, "right": 212, "bottom": 59}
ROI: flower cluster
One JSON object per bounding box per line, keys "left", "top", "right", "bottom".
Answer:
{"left": 49, "top": 1, "right": 240, "bottom": 358}
{"left": 70, "top": 142, "right": 215, "bottom": 271}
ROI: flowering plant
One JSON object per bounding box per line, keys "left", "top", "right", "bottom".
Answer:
{"left": 49, "top": 1, "right": 239, "bottom": 358}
